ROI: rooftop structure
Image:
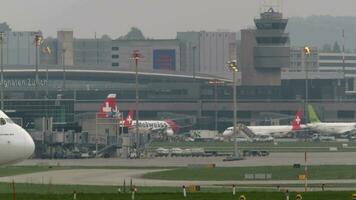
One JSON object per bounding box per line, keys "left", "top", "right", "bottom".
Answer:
{"left": 240, "top": 7, "right": 290, "bottom": 86}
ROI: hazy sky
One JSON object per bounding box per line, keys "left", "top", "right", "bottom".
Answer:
{"left": 1, "top": 0, "right": 356, "bottom": 39}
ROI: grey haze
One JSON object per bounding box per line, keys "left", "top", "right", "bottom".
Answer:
{"left": 1, "top": 0, "right": 356, "bottom": 39}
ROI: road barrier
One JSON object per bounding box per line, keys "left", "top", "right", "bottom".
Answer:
{"left": 188, "top": 185, "right": 201, "bottom": 192}
{"left": 244, "top": 173, "right": 272, "bottom": 180}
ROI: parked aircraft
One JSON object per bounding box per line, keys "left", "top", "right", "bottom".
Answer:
{"left": 96, "top": 94, "right": 179, "bottom": 136}
{"left": 222, "top": 110, "right": 304, "bottom": 138}
{"left": 0, "top": 111, "right": 35, "bottom": 165}
{"left": 123, "top": 110, "right": 179, "bottom": 136}
{"left": 307, "top": 104, "right": 356, "bottom": 135}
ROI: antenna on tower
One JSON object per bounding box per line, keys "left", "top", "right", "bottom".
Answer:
{"left": 260, "top": 0, "right": 283, "bottom": 13}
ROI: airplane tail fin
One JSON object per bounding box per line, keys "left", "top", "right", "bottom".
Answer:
{"left": 292, "top": 109, "right": 303, "bottom": 131}
{"left": 97, "top": 94, "right": 119, "bottom": 118}
{"left": 308, "top": 104, "right": 321, "bottom": 123}
{"left": 123, "top": 110, "right": 135, "bottom": 127}
{"left": 165, "top": 119, "right": 180, "bottom": 134}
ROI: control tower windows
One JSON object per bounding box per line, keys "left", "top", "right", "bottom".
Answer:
{"left": 256, "top": 37, "right": 288, "bottom": 45}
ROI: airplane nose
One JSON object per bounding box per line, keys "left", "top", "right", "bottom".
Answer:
{"left": 23, "top": 130, "right": 35, "bottom": 158}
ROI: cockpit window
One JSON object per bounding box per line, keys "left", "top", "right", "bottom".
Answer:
{"left": 0, "top": 118, "right": 6, "bottom": 125}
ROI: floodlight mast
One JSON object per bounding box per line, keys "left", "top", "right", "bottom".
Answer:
{"left": 226, "top": 60, "right": 239, "bottom": 157}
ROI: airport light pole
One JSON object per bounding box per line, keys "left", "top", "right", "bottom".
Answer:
{"left": 0, "top": 32, "right": 4, "bottom": 110}
{"left": 42, "top": 46, "right": 52, "bottom": 99}
{"left": 131, "top": 50, "right": 142, "bottom": 152}
{"left": 192, "top": 46, "right": 196, "bottom": 80}
{"left": 208, "top": 79, "right": 225, "bottom": 131}
{"left": 303, "top": 46, "right": 311, "bottom": 126}
{"left": 226, "top": 60, "right": 239, "bottom": 157}
{"left": 303, "top": 46, "right": 311, "bottom": 192}
{"left": 62, "top": 48, "right": 66, "bottom": 91}
{"left": 40, "top": 44, "right": 52, "bottom": 153}
{"left": 342, "top": 29, "right": 347, "bottom": 92}
{"left": 46, "top": 57, "right": 49, "bottom": 98}
{"left": 34, "top": 34, "right": 42, "bottom": 99}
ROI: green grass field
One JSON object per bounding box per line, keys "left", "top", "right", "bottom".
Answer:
{"left": 0, "top": 182, "right": 284, "bottom": 194}
{"left": 143, "top": 165, "right": 356, "bottom": 181}
{"left": 0, "top": 166, "right": 60, "bottom": 177}
{"left": 149, "top": 141, "right": 356, "bottom": 152}
{"left": 3, "top": 165, "right": 356, "bottom": 183}
{"left": 0, "top": 165, "right": 172, "bottom": 178}
{"left": 0, "top": 182, "right": 185, "bottom": 194}
{"left": 0, "top": 192, "right": 353, "bottom": 200}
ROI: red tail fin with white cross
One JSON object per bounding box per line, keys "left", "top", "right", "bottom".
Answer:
{"left": 97, "top": 94, "right": 119, "bottom": 118}
{"left": 292, "top": 110, "right": 303, "bottom": 131}
{"left": 123, "top": 110, "right": 135, "bottom": 127}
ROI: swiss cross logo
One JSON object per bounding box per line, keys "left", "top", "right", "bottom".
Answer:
{"left": 295, "top": 116, "right": 301, "bottom": 125}
{"left": 102, "top": 102, "right": 111, "bottom": 113}
{"left": 127, "top": 115, "right": 132, "bottom": 124}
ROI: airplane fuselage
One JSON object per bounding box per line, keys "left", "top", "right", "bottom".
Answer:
{"left": 307, "top": 122, "right": 356, "bottom": 134}
{"left": 223, "top": 124, "right": 308, "bottom": 137}
{"left": 224, "top": 125, "right": 293, "bottom": 137}
{"left": 0, "top": 113, "right": 35, "bottom": 165}
{"left": 248, "top": 125, "right": 294, "bottom": 135}
{"left": 131, "top": 120, "right": 174, "bottom": 136}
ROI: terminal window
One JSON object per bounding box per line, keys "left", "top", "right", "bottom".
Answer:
{"left": 337, "top": 111, "right": 354, "bottom": 119}
{"left": 112, "top": 55, "right": 119, "bottom": 59}
{"left": 112, "top": 47, "right": 119, "bottom": 51}
{"left": 112, "top": 63, "right": 119, "bottom": 67}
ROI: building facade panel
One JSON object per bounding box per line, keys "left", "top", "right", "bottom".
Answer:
{"left": 254, "top": 46, "right": 290, "bottom": 68}
{"left": 319, "top": 52, "right": 356, "bottom": 72}
{"left": 111, "top": 40, "right": 180, "bottom": 72}
{"left": 74, "top": 38, "right": 111, "bottom": 67}
{"left": 2, "top": 31, "right": 38, "bottom": 66}
{"left": 178, "top": 31, "right": 236, "bottom": 78}
{"left": 57, "top": 30, "right": 74, "bottom": 66}
{"left": 289, "top": 47, "right": 319, "bottom": 72}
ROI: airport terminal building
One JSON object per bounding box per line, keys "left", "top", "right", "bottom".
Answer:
{"left": 0, "top": 8, "right": 355, "bottom": 136}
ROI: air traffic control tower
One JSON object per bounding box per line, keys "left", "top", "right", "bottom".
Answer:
{"left": 240, "top": 7, "right": 290, "bottom": 86}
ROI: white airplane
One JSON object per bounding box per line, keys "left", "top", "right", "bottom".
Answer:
{"left": 307, "top": 104, "right": 356, "bottom": 135}
{"left": 123, "top": 110, "right": 179, "bottom": 136}
{"left": 96, "top": 94, "right": 179, "bottom": 136}
{"left": 0, "top": 111, "right": 35, "bottom": 165}
{"left": 223, "top": 110, "right": 304, "bottom": 138}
